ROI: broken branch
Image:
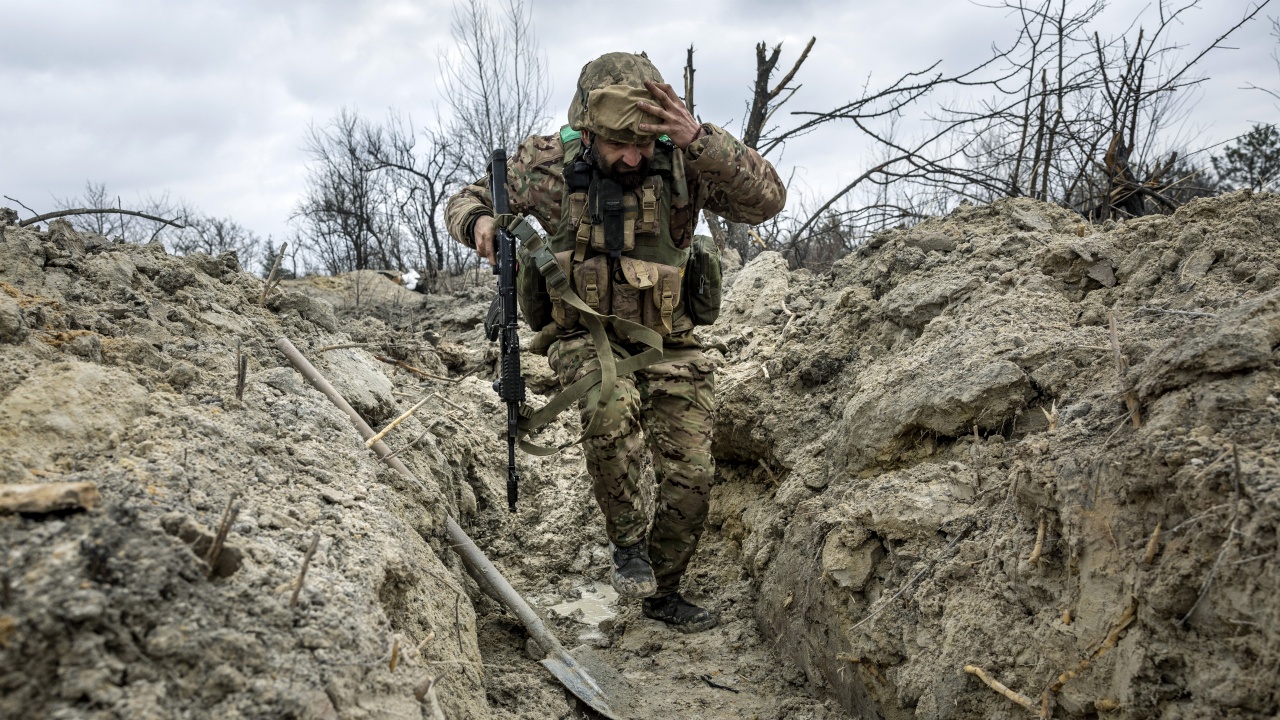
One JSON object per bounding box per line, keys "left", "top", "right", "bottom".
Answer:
{"left": 1050, "top": 597, "right": 1138, "bottom": 693}
{"left": 365, "top": 394, "right": 436, "bottom": 449}
{"left": 1028, "top": 514, "right": 1047, "bottom": 564}
{"left": 1142, "top": 522, "right": 1162, "bottom": 565}
{"left": 1108, "top": 313, "right": 1141, "bottom": 428}
{"left": 205, "top": 494, "right": 240, "bottom": 578}
{"left": 16, "top": 208, "right": 185, "bottom": 230}
{"left": 290, "top": 532, "right": 321, "bottom": 608}
{"left": 259, "top": 242, "right": 288, "bottom": 307}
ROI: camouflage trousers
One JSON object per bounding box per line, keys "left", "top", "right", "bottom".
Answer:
{"left": 548, "top": 335, "right": 716, "bottom": 596}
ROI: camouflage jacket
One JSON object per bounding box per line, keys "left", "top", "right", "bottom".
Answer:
{"left": 445, "top": 123, "right": 786, "bottom": 250}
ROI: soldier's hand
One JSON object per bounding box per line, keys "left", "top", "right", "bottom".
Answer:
{"left": 637, "top": 80, "right": 704, "bottom": 150}
{"left": 473, "top": 215, "right": 497, "bottom": 266}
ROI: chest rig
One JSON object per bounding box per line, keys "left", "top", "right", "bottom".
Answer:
{"left": 503, "top": 127, "right": 704, "bottom": 455}
{"left": 540, "top": 127, "right": 695, "bottom": 339}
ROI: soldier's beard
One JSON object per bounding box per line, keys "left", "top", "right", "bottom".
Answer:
{"left": 591, "top": 147, "right": 649, "bottom": 189}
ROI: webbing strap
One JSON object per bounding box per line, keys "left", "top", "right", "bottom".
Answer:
{"left": 516, "top": 228, "right": 668, "bottom": 455}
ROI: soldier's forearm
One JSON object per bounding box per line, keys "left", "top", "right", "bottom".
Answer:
{"left": 684, "top": 124, "right": 787, "bottom": 223}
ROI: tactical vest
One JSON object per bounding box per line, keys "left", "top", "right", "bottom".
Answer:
{"left": 517, "top": 126, "right": 720, "bottom": 341}
{"left": 506, "top": 127, "right": 723, "bottom": 454}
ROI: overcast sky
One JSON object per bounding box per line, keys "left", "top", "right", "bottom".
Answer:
{"left": 2, "top": 0, "right": 1276, "bottom": 244}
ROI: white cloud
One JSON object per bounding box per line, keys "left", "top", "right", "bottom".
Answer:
{"left": 1, "top": 0, "right": 1275, "bottom": 242}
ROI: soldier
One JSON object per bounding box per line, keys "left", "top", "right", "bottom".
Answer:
{"left": 446, "top": 51, "right": 785, "bottom": 632}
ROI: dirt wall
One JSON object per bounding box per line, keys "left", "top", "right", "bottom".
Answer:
{"left": 709, "top": 192, "right": 1280, "bottom": 719}
{"left": 0, "top": 221, "right": 498, "bottom": 719}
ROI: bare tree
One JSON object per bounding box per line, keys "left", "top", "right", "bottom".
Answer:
{"left": 775, "top": 0, "right": 1272, "bottom": 261}
{"left": 295, "top": 109, "right": 400, "bottom": 274}
{"left": 361, "top": 113, "right": 467, "bottom": 287}
{"left": 439, "top": 0, "right": 549, "bottom": 176}
{"left": 169, "top": 215, "right": 264, "bottom": 269}
{"left": 53, "top": 182, "right": 187, "bottom": 244}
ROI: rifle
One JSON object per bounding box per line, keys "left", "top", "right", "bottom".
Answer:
{"left": 484, "top": 148, "right": 525, "bottom": 513}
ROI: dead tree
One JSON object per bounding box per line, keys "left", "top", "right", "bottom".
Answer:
{"left": 690, "top": 38, "right": 815, "bottom": 261}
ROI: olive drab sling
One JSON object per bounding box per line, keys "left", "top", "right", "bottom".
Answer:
{"left": 505, "top": 126, "right": 723, "bottom": 455}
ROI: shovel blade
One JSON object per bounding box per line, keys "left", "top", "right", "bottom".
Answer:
{"left": 540, "top": 645, "right": 635, "bottom": 720}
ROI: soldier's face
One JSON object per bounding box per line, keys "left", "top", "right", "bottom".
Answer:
{"left": 586, "top": 133, "right": 654, "bottom": 187}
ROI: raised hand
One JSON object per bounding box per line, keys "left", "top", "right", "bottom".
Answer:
{"left": 636, "top": 80, "right": 704, "bottom": 150}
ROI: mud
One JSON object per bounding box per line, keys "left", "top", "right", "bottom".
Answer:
{"left": 2, "top": 191, "right": 1278, "bottom": 719}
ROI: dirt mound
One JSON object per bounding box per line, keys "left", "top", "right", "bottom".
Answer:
{"left": 708, "top": 191, "right": 1280, "bottom": 718}
{"left": 3, "top": 189, "right": 1277, "bottom": 720}
{"left": 0, "top": 220, "right": 499, "bottom": 719}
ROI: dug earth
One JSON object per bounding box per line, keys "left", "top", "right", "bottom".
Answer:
{"left": 1, "top": 192, "right": 1278, "bottom": 719}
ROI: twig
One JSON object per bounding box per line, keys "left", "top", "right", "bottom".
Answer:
{"left": 849, "top": 523, "right": 975, "bottom": 634}
{"left": 700, "top": 674, "right": 741, "bottom": 693}
{"left": 235, "top": 340, "right": 248, "bottom": 401}
{"left": 259, "top": 242, "right": 287, "bottom": 307}
{"left": 375, "top": 356, "right": 457, "bottom": 383}
{"left": 389, "top": 634, "right": 402, "bottom": 672}
{"left": 780, "top": 299, "right": 796, "bottom": 333}
{"left": 205, "top": 494, "right": 240, "bottom": 578}
{"left": 365, "top": 395, "right": 436, "bottom": 449}
{"left": 290, "top": 532, "right": 321, "bottom": 608}
{"left": 964, "top": 664, "right": 1035, "bottom": 711}
{"left": 2, "top": 195, "right": 37, "bottom": 216}
{"left": 318, "top": 343, "right": 371, "bottom": 353}
{"left": 16, "top": 207, "right": 185, "bottom": 230}
{"left": 1179, "top": 444, "right": 1243, "bottom": 625}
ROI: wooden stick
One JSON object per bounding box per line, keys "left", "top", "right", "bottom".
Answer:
{"left": 17, "top": 207, "right": 185, "bottom": 230}
{"left": 259, "top": 242, "right": 287, "bottom": 307}
{"left": 389, "top": 635, "right": 401, "bottom": 672}
{"left": 290, "top": 533, "right": 321, "bottom": 608}
{"left": 318, "top": 343, "right": 371, "bottom": 353}
{"left": 365, "top": 395, "right": 435, "bottom": 449}
{"left": 964, "top": 664, "right": 1035, "bottom": 710}
{"left": 205, "top": 495, "right": 240, "bottom": 578}
{"left": 235, "top": 340, "right": 247, "bottom": 401}
{"left": 414, "top": 671, "right": 449, "bottom": 720}
{"left": 0, "top": 482, "right": 101, "bottom": 514}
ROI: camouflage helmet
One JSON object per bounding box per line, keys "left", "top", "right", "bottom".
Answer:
{"left": 568, "top": 52, "right": 665, "bottom": 145}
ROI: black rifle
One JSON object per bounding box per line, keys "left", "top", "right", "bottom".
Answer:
{"left": 484, "top": 148, "right": 525, "bottom": 513}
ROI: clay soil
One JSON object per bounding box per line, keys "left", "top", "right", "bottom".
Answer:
{"left": 1, "top": 191, "right": 1278, "bottom": 719}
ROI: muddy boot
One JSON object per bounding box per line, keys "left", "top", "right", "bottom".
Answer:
{"left": 641, "top": 592, "right": 718, "bottom": 633}
{"left": 611, "top": 539, "right": 657, "bottom": 598}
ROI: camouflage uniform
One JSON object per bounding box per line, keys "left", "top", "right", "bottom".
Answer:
{"left": 446, "top": 53, "right": 785, "bottom": 596}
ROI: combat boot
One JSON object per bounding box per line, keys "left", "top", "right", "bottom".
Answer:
{"left": 611, "top": 539, "right": 657, "bottom": 598}
{"left": 641, "top": 592, "right": 718, "bottom": 633}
